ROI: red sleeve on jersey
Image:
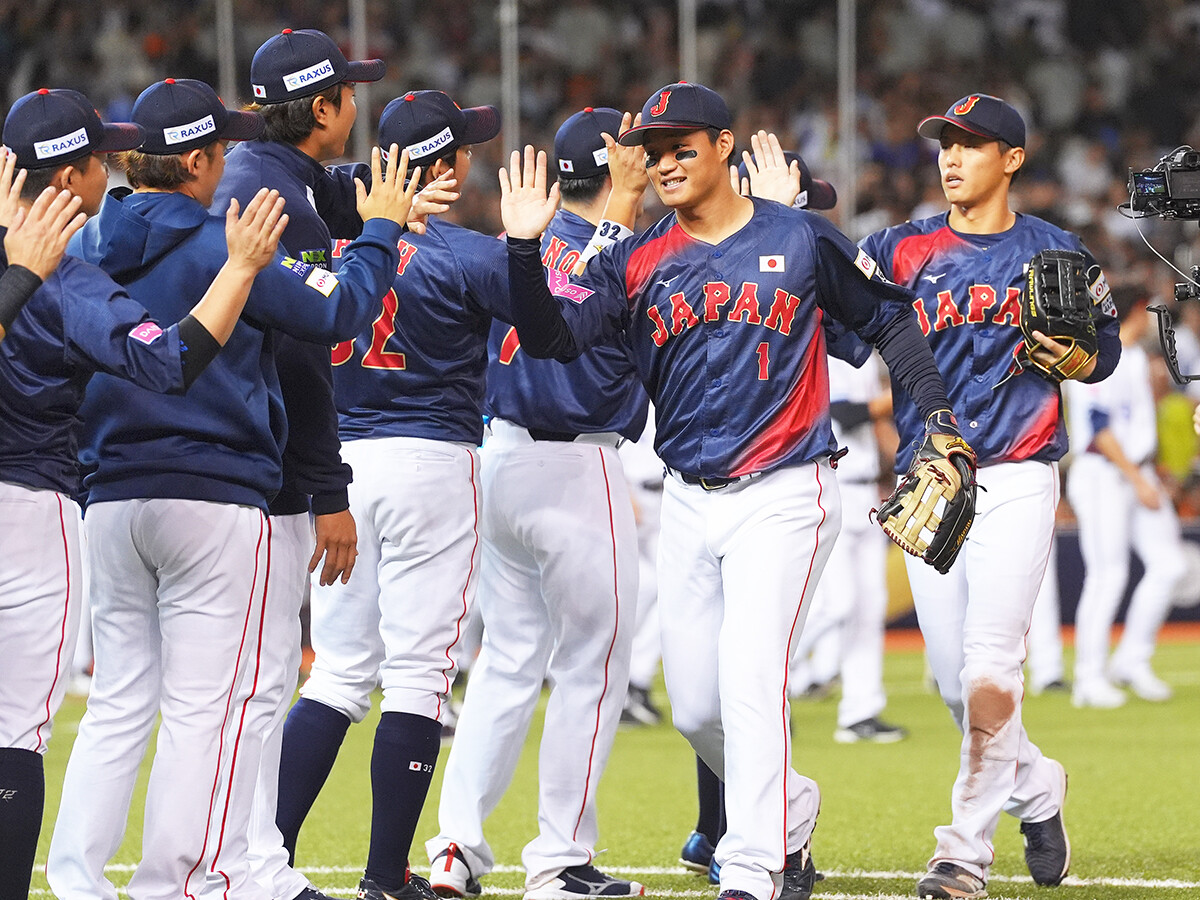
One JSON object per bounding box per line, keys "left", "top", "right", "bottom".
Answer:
{"left": 624, "top": 224, "right": 692, "bottom": 299}
{"left": 891, "top": 227, "right": 963, "bottom": 285}
{"left": 1002, "top": 391, "right": 1060, "bottom": 461}
{"left": 728, "top": 323, "right": 829, "bottom": 477}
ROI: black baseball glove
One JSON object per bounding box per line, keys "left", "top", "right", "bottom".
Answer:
{"left": 1014, "top": 249, "right": 1098, "bottom": 383}
{"left": 873, "top": 410, "right": 977, "bottom": 575}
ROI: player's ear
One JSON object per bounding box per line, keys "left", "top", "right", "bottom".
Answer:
{"left": 184, "top": 148, "right": 205, "bottom": 177}
{"left": 714, "top": 129, "right": 736, "bottom": 166}
{"left": 1004, "top": 146, "right": 1025, "bottom": 177}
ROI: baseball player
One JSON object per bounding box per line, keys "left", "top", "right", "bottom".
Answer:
{"left": 498, "top": 81, "right": 962, "bottom": 900}
{"left": 44, "top": 78, "right": 418, "bottom": 900}
{"left": 1065, "top": 288, "right": 1184, "bottom": 706}
{"left": 424, "top": 107, "right": 649, "bottom": 900}
{"left": 0, "top": 86, "right": 291, "bottom": 900}
{"left": 274, "top": 89, "right": 514, "bottom": 900}
{"left": 859, "top": 94, "right": 1121, "bottom": 898}
{"left": 1025, "top": 536, "right": 1068, "bottom": 694}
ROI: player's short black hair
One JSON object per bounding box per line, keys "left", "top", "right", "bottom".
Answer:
{"left": 557, "top": 171, "right": 609, "bottom": 204}
{"left": 18, "top": 154, "right": 96, "bottom": 202}
{"left": 251, "top": 82, "right": 345, "bottom": 146}
{"left": 116, "top": 143, "right": 221, "bottom": 190}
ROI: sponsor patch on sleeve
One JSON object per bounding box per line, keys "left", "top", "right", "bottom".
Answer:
{"left": 305, "top": 267, "right": 340, "bottom": 297}
{"left": 546, "top": 269, "right": 593, "bottom": 303}
{"left": 129, "top": 322, "right": 165, "bottom": 345}
{"left": 854, "top": 248, "right": 879, "bottom": 281}
{"left": 280, "top": 256, "right": 313, "bottom": 279}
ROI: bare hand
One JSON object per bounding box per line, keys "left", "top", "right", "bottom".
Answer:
{"left": 1133, "top": 472, "right": 1162, "bottom": 510}
{"left": 310, "top": 508, "right": 358, "bottom": 585}
{"left": 407, "top": 168, "right": 459, "bottom": 235}
{"left": 498, "top": 145, "right": 559, "bottom": 240}
{"left": 603, "top": 112, "right": 649, "bottom": 199}
{"left": 1030, "top": 330, "right": 1097, "bottom": 380}
{"left": 356, "top": 144, "right": 422, "bottom": 226}
{"left": 224, "top": 188, "right": 288, "bottom": 274}
{"left": 739, "top": 131, "right": 801, "bottom": 206}
{"left": 0, "top": 147, "right": 27, "bottom": 229}
{"left": 1194, "top": 402, "right": 1200, "bottom": 436}
{"left": 4, "top": 186, "right": 85, "bottom": 279}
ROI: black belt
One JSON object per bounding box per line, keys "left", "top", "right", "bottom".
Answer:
{"left": 526, "top": 427, "right": 580, "bottom": 442}
{"left": 671, "top": 470, "right": 755, "bottom": 491}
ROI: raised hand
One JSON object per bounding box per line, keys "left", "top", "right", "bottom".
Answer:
{"left": 604, "top": 112, "right": 649, "bottom": 200}
{"left": 224, "top": 188, "right": 288, "bottom": 274}
{"left": 407, "top": 168, "right": 459, "bottom": 236}
{"left": 498, "top": 145, "right": 559, "bottom": 240}
{"left": 4, "top": 186, "right": 85, "bottom": 279}
{"left": 740, "top": 131, "right": 801, "bottom": 206}
{"left": 0, "top": 147, "right": 27, "bottom": 229}
{"left": 356, "top": 144, "right": 423, "bottom": 226}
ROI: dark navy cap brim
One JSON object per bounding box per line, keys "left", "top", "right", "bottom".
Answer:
{"left": 94, "top": 122, "right": 146, "bottom": 153}
{"left": 617, "top": 122, "right": 713, "bottom": 147}
{"left": 460, "top": 105, "right": 501, "bottom": 145}
{"left": 917, "top": 114, "right": 997, "bottom": 143}
{"left": 806, "top": 179, "right": 837, "bottom": 210}
{"left": 219, "top": 110, "right": 265, "bottom": 143}
{"left": 345, "top": 59, "right": 386, "bottom": 83}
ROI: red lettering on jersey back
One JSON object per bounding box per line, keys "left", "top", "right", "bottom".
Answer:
{"left": 912, "top": 298, "right": 932, "bottom": 335}
{"left": 541, "top": 237, "right": 567, "bottom": 271}
{"left": 332, "top": 239, "right": 351, "bottom": 259}
{"left": 967, "top": 284, "right": 997, "bottom": 323}
{"left": 994, "top": 286, "right": 1021, "bottom": 326}
{"left": 560, "top": 250, "right": 581, "bottom": 273}
{"left": 669, "top": 291, "right": 700, "bottom": 334}
{"left": 331, "top": 339, "right": 354, "bottom": 365}
{"left": 764, "top": 288, "right": 801, "bottom": 335}
{"left": 498, "top": 326, "right": 521, "bottom": 364}
{"left": 396, "top": 241, "right": 419, "bottom": 276}
{"left": 728, "top": 282, "right": 763, "bottom": 325}
{"left": 362, "top": 288, "right": 407, "bottom": 370}
{"left": 933, "top": 289, "right": 965, "bottom": 331}
{"left": 703, "top": 281, "right": 732, "bottom": 322}
{"left": 647, "top": 305, "right": 670, "bottom": 346}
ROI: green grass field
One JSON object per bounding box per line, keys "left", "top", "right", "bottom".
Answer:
{"left": 31, "top": 638, "right": 1200, "bottom": 900}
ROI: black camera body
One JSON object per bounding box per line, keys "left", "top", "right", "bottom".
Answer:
{"left": 1129, "top": 146, "right": 1200, "bottom": 218}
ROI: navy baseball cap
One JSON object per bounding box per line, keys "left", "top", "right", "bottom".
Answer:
{"left": 133, "top": 79, "right": 263, "bottom": 155}
{"left": 737, "top": 150, "right": 837, "bottom": 210}
{"left": 3, "top": 88, "right": 144, "bottom": 170}
{"left": 250, "top": 28, "right": 385, "bottom": 104}
{"left": 555, "top": 107, "right": 622, "bottom": 179}
{"left": 917, "top": 94, "right": 1025, "bottom": 148}
{"left": 618, "top": 82, "right": 733, "bottom": 146}
{"left": 378, "top": 91, "right": 500, "bottom": 167}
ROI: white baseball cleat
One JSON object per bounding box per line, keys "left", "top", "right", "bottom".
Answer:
{"left": 1070, "top": 678, "right": 1126, "bottom": 709}
{"left": 429, "top": 844, "right": 481, "bottom": 898}
{"left": 1109, "top": 665, "right": 1172, "bottom": 702}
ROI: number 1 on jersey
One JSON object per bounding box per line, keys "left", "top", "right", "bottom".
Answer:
{"left": 756, "top": 342, "right": 770, "bottom": 381}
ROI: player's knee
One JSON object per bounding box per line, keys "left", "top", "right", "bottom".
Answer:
{"left": 298, "top": 679, "right": 372, "bottom": 723}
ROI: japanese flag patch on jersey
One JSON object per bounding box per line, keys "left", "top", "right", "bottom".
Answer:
{"left": 760, "top": 255, "right": 785, "bottom": 273}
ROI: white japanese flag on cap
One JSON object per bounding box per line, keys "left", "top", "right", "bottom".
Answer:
{"left": 760, "top": 255, "right": 785, "bottom": 273}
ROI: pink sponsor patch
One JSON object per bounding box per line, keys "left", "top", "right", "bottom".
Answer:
{"left": 129, "top": 322, "right": 165, "bottom": 345}
{"left": 546, "top": 269, "right": 594, "bottom": 304}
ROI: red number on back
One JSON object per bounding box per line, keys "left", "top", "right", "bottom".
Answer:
{"left": 756, "top": 342, "right": 770, "bottom": 380}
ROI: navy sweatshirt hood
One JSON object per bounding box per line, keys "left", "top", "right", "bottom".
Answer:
{"left": 75, "top": 189, "right": 210, "bottom": 284}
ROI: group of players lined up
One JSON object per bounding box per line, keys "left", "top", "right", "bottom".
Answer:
{"left": 0, "top": 21, "right": 1144, "bottom": 900}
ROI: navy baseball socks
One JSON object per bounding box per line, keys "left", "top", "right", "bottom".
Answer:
{"left": 276, "top": 698, "right": 352, "bottom": 863}
{"left": 0, "top": 747, "right": 44, "bottom": 900}
{"left": 360, "top": 712, "right": 442, "bottom": 900}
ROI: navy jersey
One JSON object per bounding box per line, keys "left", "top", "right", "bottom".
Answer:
{"left": 486, "top": 209, "right": 649, "bottom": 440}
{"left": 214, "top": 140, "right": 365, "bottom": 516}
{"left": 73, "top": 190, "right": 402, "bottom": 512}
{"left": 546, "top": 198, "right": 909, "bottom": 477}
{"left": 0, "top": 254, "right": 186, "bottom": 496}
{"left": 860, "top": 212, "right": 1120, "bottom": 470}
{"left": 330, "top": 217, "right": 525, "bottom": 445}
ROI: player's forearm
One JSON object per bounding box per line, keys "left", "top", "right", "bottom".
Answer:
{"left": 872, "top": 311, "right": 952, "bottom": 423}
{"left": 506, "top": 235, "right": 581, "bottom": 361}
{"left": 1093, "top": 428, "right": 1141, "bottom": 479}
{"left": 187, "top": 260, "right": 258, "bottom": 346}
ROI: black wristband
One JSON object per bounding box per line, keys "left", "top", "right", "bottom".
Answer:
{"left": 0, "top": 265, "right": 44, "bottom": 333}
{"left": 177, "top": 314, "right": 222, "bottom": 389}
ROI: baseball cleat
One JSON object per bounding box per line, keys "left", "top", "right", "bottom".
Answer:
{"left": 1109, "top": 665, "right": 1172, "bottom": 702}
{"left": 679, "top": 830, "right": 715, "bottom": 873}
{"left": 708, "top": 857, "right": 720, "bottom": 885}
{"left": 522, "top": 865, "right": 644, "bottom": 899}
{"left": 779, "top": 840, "right": 823, "bottom": 900}
{"left": 291, "top": 888, "right": 338, "bottom": 900}
{"left": 1070, "top": 679, "right": 1126, "bottom": 709}
{"left": 1020, "top": 761, "right": 1070, "bottom": 886}
{"left": 833, "top": 716, "right": 908, "bottom": 744}
{"left": 715, "top": 892, "right": 758, "bottom": 900}
{"left": 914, "top": 862, "right": 987, "bottom": 899}
{"left": 620, "top": 686, "right": 662, "bottom": 726}
{"left": 429, "top": 844, "right": 482, "bottom": 897}
{"left": 358, "top": 874, "right": 438, "bottom": 900}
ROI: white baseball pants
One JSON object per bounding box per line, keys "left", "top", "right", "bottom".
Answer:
{"left": 658, "top": 462, "right": 837, "bottom": 900}
{"left": 905, "top": 461, "right": 1064, "bottom": 880}
{"left": 48, "top": 499, "right": 274, "bottom": 900}
{"left": 301, "top": 436, "right": 480, "bottom": 723}
{"left": 428, "top": 422, "right": 638, "bottom": 887}
{"left": 1068, "top": 455, "right": 1184, "bottom": 684}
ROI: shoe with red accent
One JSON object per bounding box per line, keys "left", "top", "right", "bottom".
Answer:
{"left": 429, "top": 845, "right": 481, "bottom": 898}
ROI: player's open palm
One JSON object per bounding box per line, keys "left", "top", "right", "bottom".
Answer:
{"left": 225, "top": 188, "right": 288, "bottom": 274}
{"left": 4, "top": 185, "right": 84, "bottom": 279}
{"left": 741, "top": 131, "right": 801, "bottom": 206}
{"left": 499, "top": 145, "right": 559, "bottom": 240}
{"left": 0, "top": 146, "right": 28, "bottom": 229}
{"left": 605, "top": 113, "right": 649, "bottom": 198}
{"left": 357, "top": 144, "right": 421, "bottom": 226}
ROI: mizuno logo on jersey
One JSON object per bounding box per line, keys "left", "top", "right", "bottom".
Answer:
{"left": 922, "top": 272, "right": 947, "bottom": 284}
{"left": 645, "top": 280, "right": 804, "bottom": 347}
{"left": 759, "top": 255, "right": 785, "bottom": 273}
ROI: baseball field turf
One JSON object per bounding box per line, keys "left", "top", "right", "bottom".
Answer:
{"left": 30, "top": 632, "right": 1200, "bottom": 900}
